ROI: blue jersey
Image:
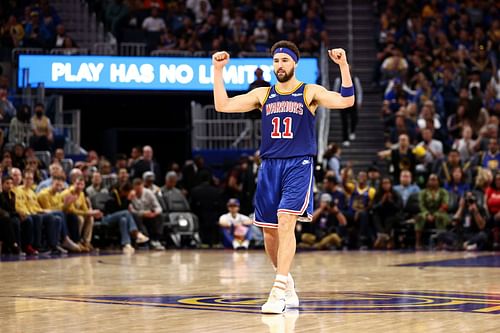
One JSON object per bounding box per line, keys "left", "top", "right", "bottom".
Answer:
{"left": 260, "top": 83, "right": 317, "bottom": 159}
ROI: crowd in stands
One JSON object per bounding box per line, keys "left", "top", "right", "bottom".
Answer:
{"left": 87, "top": 0, "right": 326, "bottom": 55}
{"left": 1, "top": 0, "right": 326, "bottom": 57}
{"left": 327, "top": 0, "right": 500, "bottom": 250}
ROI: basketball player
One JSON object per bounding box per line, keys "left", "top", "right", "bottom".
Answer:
{"left": 212, "top": 40, "right": 354, "bottom": 314}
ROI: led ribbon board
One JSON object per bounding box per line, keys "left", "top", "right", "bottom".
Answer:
{"left": 18, "top": 55, "right": 319, "bottom": 91}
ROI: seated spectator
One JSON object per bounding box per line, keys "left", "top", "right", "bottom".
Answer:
{"left": 367, "top": 165, "right": 381, "bottom": 189}
{"left": 36, "top": 174, "right": 81, "bottom": 252}
{"left": 1, "top": 15, "right": 25, "bottom": 48}
{"left": 13, "top": 169, "right": 66, "bottom": 255}
{"left": 0, "top": 85, "right": 16, "bottom": 122}
{"left": 130, "top": 145, "right": 161, "bottom": 185}
{"left": 1, "top": 151, "right": 13, "bottom": 178}
{"left": 36, "top": 163, "right": 66, "bottom": 192}
{"left": 61, "top": 176, "right": 102, "bottom": 251}
{"left": 323, "top": 143, "right": 342, "bottom": 183}
{"left": 11, "top": 143, "right": 25, "bottom": 170}
{"left": 480, "top": 138, "right": 500, "bottom": 171}
{"left": 380, "top": 48, "right": 408, "bottom": 82}
{"left": 344, "top": 171, "right": 376, "bottom": 248}
{"left": 394, "top": 170, "right": 420, "bottom": 207}
{"left": 8, "top": 104, "right": 31, "bottom": 145}
{"left": 417, "top": 128, "right": 443, "bottom": 170}
{"left": 129, "top": 178, "right": 164, "bottom": 250}
{"left": 300, "top": 191, "right": 346, "bottom": 250}
{"left": 485, "top": 172, "right": 500, "bottom": 250}
{"left": 116, "top": 167, "right": 130, "bottom": 188}
{"left": 452, "top": 125, "right": 477, "bottom": 162}
{"left": 29, "top": 103, "right": 53, "bottom": 151}
{"left": 0, "top": 176, "right": 24, "bottom": 255}
{"left": 103, "top": 182, "right": 149, "bottom": 254}
{"left": 415, "top": 174, "right": 450, "bottom": 250}
{"left": 86, "top": 171, "right": 109, "bottom": 197}
{"left": 143, "top": 171, "right": 160, "bottom": 194}
{"left": 51, "top": 24, "right": 76, "bottom": 48}
{"left": 160, "top": 171, "right": 190, "bottom": 212}
{"left": 444, "top": 166, "right": 471, "bottom": 197}
{"left": 218, "top": 198, "right": 252, "bottom": 249}
{"left": 378, "top": 134, "right": 416, "bottom": 184}
{"left": 372, "top": 177, "right": 403, "bottom": 249}
{"left": 142, "top": 7, "right": 166, "bottom": 32}
{"left": 444, "top": 191, "right": 488, "bottom": 251}
{"left": 433, "top": 149, "right": 473, "bottom": 186}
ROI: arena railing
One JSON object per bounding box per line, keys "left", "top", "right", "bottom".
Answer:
{"left": 316, "top": 43, "right": 330, "bottom": 164}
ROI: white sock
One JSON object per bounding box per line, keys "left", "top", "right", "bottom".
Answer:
{"left": 273, "top": 274, "right": 287, "bottom": 292}
{"left": 287, "top": 273, "right": 295, "bottom": 289}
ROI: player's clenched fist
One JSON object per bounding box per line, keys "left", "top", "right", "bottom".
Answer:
{"left": 212, "top": 51, "right": 230, "bottom": 69}
{"left": 328, "top": 48, "right": 348, "bottom": 66}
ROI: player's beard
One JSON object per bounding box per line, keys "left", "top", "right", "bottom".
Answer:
{"left": 274, "top": 67, "right": 294, "bottom": 83}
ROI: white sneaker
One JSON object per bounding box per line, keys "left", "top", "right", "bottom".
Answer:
{"left": 150, "top": 240, "right": 165, "bottom": 251}
{"left": 122, "top": 244, "right": 135, "bottom": 254}
{"left": 349, "top": 133, "right": 356, "bottom": 141}
{"left": 241, "top": 240, "right": 250, "bottom": 249}
{"left": 285, "top": 274, "right": 299, "bottom": 307}
{"left": 262, "top": 288, "right": 286, "bottom": 314}
{"left": 342, "top": 140, "right": 350, "bottom": 147}
{"left": 136, "top": 232, "right": 149, "bottom": 244}
{"left": 232, "top": 240, "right": 240, "bottom": 249}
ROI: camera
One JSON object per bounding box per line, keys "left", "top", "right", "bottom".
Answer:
{"left": 466, "top": 195, "right": 476, "bottom": 205}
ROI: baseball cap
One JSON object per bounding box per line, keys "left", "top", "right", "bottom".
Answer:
{"left": 227, "top": 198, "right": 240, "bottom": 206}
{"left": 320, "top": 193, "right": 332, "bottom": 203}
{"left": 143, "top": 171, "right": 155, "bottom": 180}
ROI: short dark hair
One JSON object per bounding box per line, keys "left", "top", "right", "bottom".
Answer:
{"left": 34, "top": 102, "right": 45, "bottom": 109}
{"left": 271, "top": 40, "right": 300, "bottom": 62}
{"left": 2, "top": 175, "right": 13, "bottom": 183}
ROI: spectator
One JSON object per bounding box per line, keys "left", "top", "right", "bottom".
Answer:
{"left": 23, "top": 11, "right": 50, "bottom": 48}
{"left": 160, "top": 171, "right": 190, "bottom": 212}
{"left": 452, "top": 125, "right": 477, "bottom": 162}
{"left": 130, "top": 145, "right": 161, "bottom": 185}
{"left": 485, "top": 172, "right": 500, "bottom": 250}
{"left": 333, "top": 70, "right": 363, "bottom": 147}
{"left": 415, "top": 174, "right": 450, "bottom": 250}
{"left": 323, "top": 143, "right": 342, "bottom": 183}
{"left": 433, "top": 149, "right": 472, "bottom": 186}
{"left": 51, "top": 24, "right": 76, "bottom": 49}
{"left": 13, "top": 169, "right": 65, "bottom": 255}
{"left": 344, "top": 171, "right": 376, "bottom": 249}
{"left": 0, "top": 176, "right": 25, "bottom": 255}
{"left": 29, "top": 103, "right": 53, "bottom": 151}
{"left": 129, "top": 178, "right": 164, "bottom": 250}
{"left": 36, "top": 163, "right": 65, "bottom": 192}
{"left": 8, "top": 104, "right": 31, "bottom": 145}
{"left": 417, "top": 128, "right": 443, "bottom": 169}
{"left": 444, "top": 166, "right": 471, "bottom": 197}
{"left": 11, "top": 143, "right": 25, "bottom": 170}
{"left": 143, "top": 171, "right": 160, "bottom": 194}
{"left": 480, "top": 138, "right": 500, "bottom": 171}
{"left": 86, "top": 171, "right": 109, "bottom": 197}
{"left": 372, "top": 177, "right": 403, "bottom": 250}
{"left": 378, "top": 134, "right": 416, "bottom": 184}
{"left": 445, "top": 191, "right": 489, "bottom": 251}
{"left": 61, "top": 176, "right": 101, "bottom": 251}
{"left": 394, "top": 170, "right": 420, "bottom": 207}
{"left": 300, "top": 188, "right": 346, "bottom": 250}
{"left": 142, "top": 7, "right": 166, "bottom": 32}
{"left": 218, "top": 198, "right": 252, "bottom": 249}
{"left": 0, "top": 85, "right": 16, "bottom": 122}
{"left": 367, "top": 165, "right": 381, "bottom": 190}
{"left": 190, "top": 170, "right": 223, "bottom": 247}
{"left": 36, "top": 174, "right": 81, "bottom": 252}
{"left": 116, "top": 167, "right": 130, "bottom": 188}
{"left": 1, "top": 15, "right": 25, "bottom": 48}
{"left": 103, "top": 182, "right": 149, "bottom": 254}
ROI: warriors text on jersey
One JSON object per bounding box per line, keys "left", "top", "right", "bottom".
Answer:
{"left": 260, "top": 82, "right": 316, "bottom": 159}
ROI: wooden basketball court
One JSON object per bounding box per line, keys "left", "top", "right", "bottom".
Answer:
{"left": 1, "top": 250, "right": 499, "bottom": 332}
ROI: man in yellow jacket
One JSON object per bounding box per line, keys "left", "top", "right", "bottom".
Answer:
{"left": 37, "top": 174, "right": 81, "bottom": 252}
{"left": 61, "top": 176, "right": 102, "bottom": 251}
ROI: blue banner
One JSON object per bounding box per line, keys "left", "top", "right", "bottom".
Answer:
{"left": 18, "top": 55, "right": 319, "bottom": 91}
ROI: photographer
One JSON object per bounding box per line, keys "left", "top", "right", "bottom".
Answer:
{"left": 298, "top": 189, "right": 347, "bottom": 250}
{"left": 440, "top": 191, "right": 488, "bottom": 251}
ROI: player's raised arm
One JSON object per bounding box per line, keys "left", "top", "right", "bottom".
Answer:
{"left": 212, "top": 51, "right": 264, "bottom": 113}
{"left": 309, "top": 48, "right": 355, "bottom": 109}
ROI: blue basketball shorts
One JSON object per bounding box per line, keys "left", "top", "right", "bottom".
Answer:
{"left": 253, "top": 156, "right": 314, "bottom": 229}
